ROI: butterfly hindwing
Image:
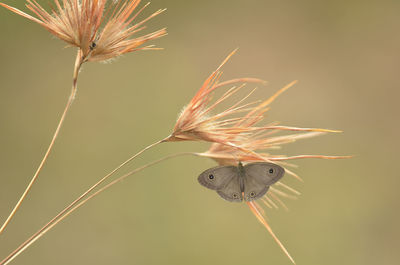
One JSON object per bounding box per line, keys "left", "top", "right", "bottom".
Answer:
{"left": 243, "top": 175, "right": 270, "bottom": 201}
{"left": 198, "top": 165, "right": 238, "bottom": 190}
{"left": 216, "top": 176, "right": 243, "bottom": 202}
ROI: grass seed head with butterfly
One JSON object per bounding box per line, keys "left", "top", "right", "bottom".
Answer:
{"left": 0, "top": 1, "right": 350, "bottom": 265}
{"left": 166, "top": 50, "right": 349, "bottom": 263}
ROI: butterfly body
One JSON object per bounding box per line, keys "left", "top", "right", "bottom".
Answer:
{"left": 237, "top": 161, "right": 245, "bottom": 191}
{"left": 198, "top": 162, "right": 284, "bottom": 202}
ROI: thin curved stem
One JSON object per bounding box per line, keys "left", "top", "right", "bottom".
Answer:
{"left": 0, "top": 152, "right": 194, "bottom": 265}
{"left": 33, "top": 137, "right": 168, "bottom": 233}
{"left": 247, "top": 201, "right": 295, "bottom": 264}
{"left": 0, "top": 50, "right": 84, "bottom": 235}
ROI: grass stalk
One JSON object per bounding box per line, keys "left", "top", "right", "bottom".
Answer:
{"left": 0, "top": 152, "right": 192, "bottom": 265}
{"left": 0, "top": 49, "right": 84, "bottom": 235}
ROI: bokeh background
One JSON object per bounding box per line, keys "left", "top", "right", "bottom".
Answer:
{"left": 0, "top": 0, "right": 399, "bottom": 264}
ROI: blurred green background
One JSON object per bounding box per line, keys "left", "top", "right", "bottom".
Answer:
{"left": 0, "top": 0, "right": 399, "bottom": 264}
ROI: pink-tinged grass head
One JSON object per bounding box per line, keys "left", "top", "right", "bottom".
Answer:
{"left": 166, "top": 50, "right": 268, "bottom": 147}
{"left": 0, "top": 0, "right": 167, "bottom": 62}
{"left": 166, "top": 50, "right": 342, "bottom": 157}
{"left": 183, "top": 55, "right": 351, "bottom": 263}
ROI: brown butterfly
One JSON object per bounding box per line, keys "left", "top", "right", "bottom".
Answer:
{"left": 198, "top": 162, "right": 284, "bottom": 202}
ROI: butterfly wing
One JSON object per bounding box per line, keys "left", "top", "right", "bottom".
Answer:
{"left": 243, "top": 162, "right": 285, "bottom": 201}
{"left": 216, "top": 175, "right": 243, "bottom": 202}
{"left": 243, "top": 175, "right": 270, "bottom": 201}
{"left": 198, "top": 165, "right": 238, "bottom": 190}
{"left": 244, "top": 162, "right": 285, "bottom": 186}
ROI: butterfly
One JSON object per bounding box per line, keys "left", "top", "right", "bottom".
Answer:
{"left": 198, "top": 162, "right": 285, "bottom": 202}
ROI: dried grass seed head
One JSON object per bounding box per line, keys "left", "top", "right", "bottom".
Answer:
{"left": 0, "top": 0, "right": 167, "bottom": 62}
{"left": 191, "top": 75, "right": 350, "bottom": 264}
{"left": 166, "top": 50, "right": 267, "bottom": 147}
{"left": 167, "top": 50, "right": 340, "bottom": 157}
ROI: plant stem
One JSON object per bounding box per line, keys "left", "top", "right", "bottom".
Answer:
{"left": 0, "top": 152, "right": 193, "bottom": 265}
{"left": 33, "top": 137, "right": 169, "bottom": 233}
{"left": 0, "top": 50, "right": 84, "bottom": 235}
{"left": 246, "top": 201, "right": 296, "bottom": 264}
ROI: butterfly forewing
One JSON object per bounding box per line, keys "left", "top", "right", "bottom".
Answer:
{"left": 244, "top": 162, "right": 285, "bottom": 186}
{"left": 198, "top": 165, "right": 238, "bottom": 190}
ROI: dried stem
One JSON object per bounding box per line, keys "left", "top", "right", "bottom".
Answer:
{"left": 0, "top": 49, "right": 84, "bottom": 235}
{"left": 2, "top": 136, "right": 167, "bottom": 261}
{"left": 247, "top": 201, "right": 296, "bottom": 264}
{"left": 0, "top": 152, "right": 193, "bottom": 265}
